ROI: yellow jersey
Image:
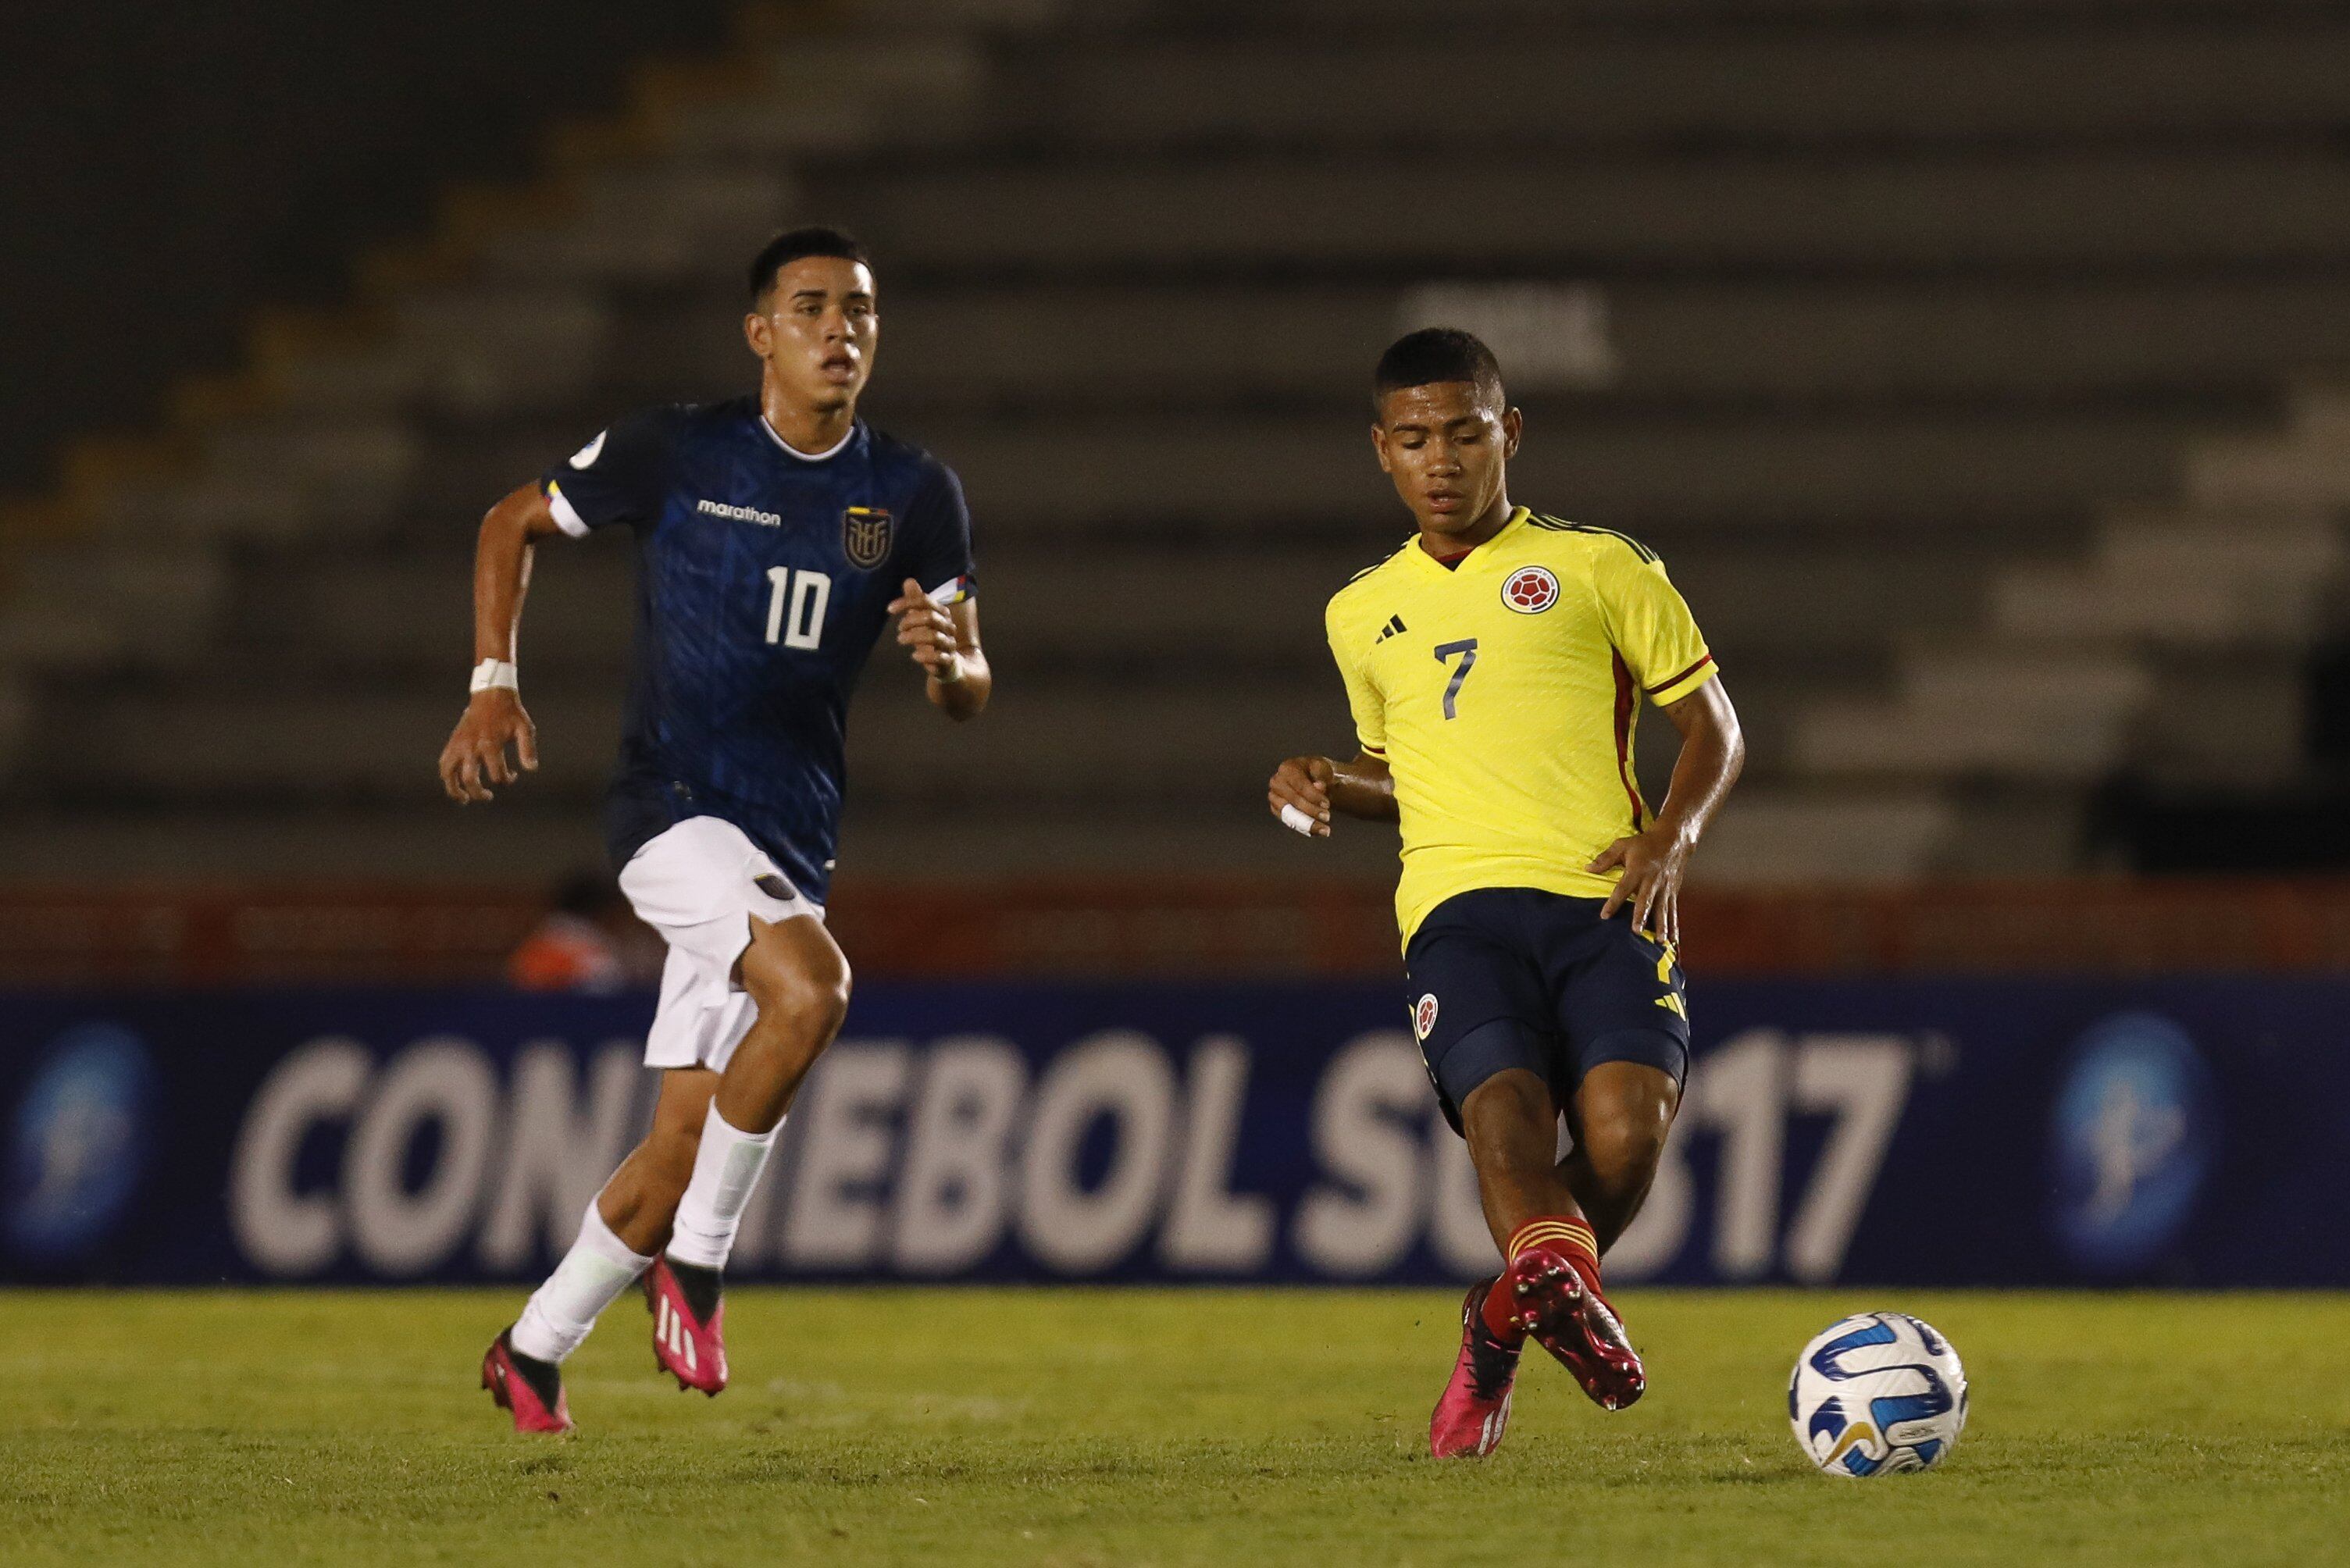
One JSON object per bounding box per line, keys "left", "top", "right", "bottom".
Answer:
{"left": 1325, "top": 506, "right": 1719, "bottom": 944}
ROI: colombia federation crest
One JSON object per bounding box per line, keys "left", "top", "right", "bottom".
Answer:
{"left": 843, "top": 505, "right": 893, "bottom": 569}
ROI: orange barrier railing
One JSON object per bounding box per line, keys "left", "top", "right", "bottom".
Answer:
{"left": 847, "top": 877, "right": 2350, "bottom": 977}
{"left": 0, "top": 885, "right": 546, "bottom": 987}
{"left": 1680, "top": 878, "right": 2350, "bottom": 975}
{"left": 5, "top": 877, "right": 2350, "bottom": 986}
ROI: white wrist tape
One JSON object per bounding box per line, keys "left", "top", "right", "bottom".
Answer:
{"left": 469, "top": 659, "right": 519, "bottom": 695}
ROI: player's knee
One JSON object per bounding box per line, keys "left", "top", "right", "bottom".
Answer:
{"left": 1579, "top": 1096, "right": 1672, "bottom": 1192}
{"left": 1461, "top": 1069, "right": 1556, "bottom": 1178}
{"left": 740, "top": 935, "right": 851, "bottom": 1049}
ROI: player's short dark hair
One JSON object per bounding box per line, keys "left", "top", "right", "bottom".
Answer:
{"left": 748, "top": 226, "right": 872, "bottom": 305}
{"left": 1374, "top": 328, "right": 1507, "bottom": 415}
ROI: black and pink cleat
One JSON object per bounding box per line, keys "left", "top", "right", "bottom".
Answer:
{"left": 481, "top": 1329, "right": 572, "bottom": 1434}
{"left": 642, "top": 1255, "right": 728, "bottom": 1395}
{"left": 1505, "top": 1243, "right": 1646, "bottom": 1411}
{"left": 1428, "top": 1281, "right": 1523, "bottom": 1458}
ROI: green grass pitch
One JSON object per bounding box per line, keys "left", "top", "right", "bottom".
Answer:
{"left": 2, "top": 1288, "right": 2345, "bottom": 1566}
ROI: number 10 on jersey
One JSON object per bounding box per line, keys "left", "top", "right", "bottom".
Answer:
{"left": 764, "top": 567, "right": 833, "bottom": 649}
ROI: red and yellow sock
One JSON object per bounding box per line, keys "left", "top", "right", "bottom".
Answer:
{"left": 1507, "top": 1216, "right": 1599, "bottom": 1275}
{"left": 1479, "top": 1215, "right": 1600, "bottom": 1344}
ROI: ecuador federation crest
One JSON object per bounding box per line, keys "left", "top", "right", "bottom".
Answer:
{"left": 843, "top": 506, "right": 893, "bottom": 570}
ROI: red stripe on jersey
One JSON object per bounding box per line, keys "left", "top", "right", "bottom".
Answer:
{"left": 1611, "top": 649, "right": 1647, "bottom": 830}
{"left": 1645, "top": 653, "right": 1714, "bottom": 697}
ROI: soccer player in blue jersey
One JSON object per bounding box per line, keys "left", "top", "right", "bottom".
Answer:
{"left": 439, "top": 227, "right": 990, "bottom": 1434}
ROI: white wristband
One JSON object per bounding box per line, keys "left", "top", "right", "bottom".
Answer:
{"left": 470, "top": 658, "right": 519, "bottom": 695}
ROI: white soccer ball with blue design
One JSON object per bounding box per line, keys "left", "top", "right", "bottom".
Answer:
{"left": 1788, "top": 1313, "right": 1968, "bottom": 1477}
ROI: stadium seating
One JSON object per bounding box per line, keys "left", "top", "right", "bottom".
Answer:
{"left": 3, "top": 0, "right": 2348, "bottom": 884}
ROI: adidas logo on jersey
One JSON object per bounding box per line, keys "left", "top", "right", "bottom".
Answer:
{"left": 697, "top": 497, "right": 782, "bottom": 528}
{"left": 1374, "top": 614, "right": 1407, "bottom": 644}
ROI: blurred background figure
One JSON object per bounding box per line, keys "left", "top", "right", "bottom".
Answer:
{"left": 506, "top": 870, "right": 659, "bottom": 993}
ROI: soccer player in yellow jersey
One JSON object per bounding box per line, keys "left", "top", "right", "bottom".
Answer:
{"left": 1268, "top": 330, "right": 1745, "bottom": 1459}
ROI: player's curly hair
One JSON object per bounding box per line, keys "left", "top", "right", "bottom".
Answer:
{"left": 1374, "top": 328, "right": 1507, "bottom": 414}
{"left": 748, "top": 226, "right": 872, "bottom": 305}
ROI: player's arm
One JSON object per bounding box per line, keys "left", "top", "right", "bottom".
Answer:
{"left": 889, "top": 462, "right": 988, "bottom": 720}
{"left": 888, "top": 582, "right": 991, "bottom": 721}
{"left": 1590, "top": 678, "right": 1745, "bottom": 944}
{"left": 1267, "top": 750, "right": 1396, "bottom": 837}
{"left": 437, "top": 482, "right": 565, "bottom": 803}
{"left": 1271, "top": 593, "right": 1395, "bottom": 836}
{"left": 1586, "top": 540, "right": 1746, "bottom": 943}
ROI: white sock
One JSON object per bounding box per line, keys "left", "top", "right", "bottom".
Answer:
{"left": 510, "top": 1200, "right": 652, "bottom": 1363}
{"left": 665, "top": 1103, "right": 780, "bottom": 1270}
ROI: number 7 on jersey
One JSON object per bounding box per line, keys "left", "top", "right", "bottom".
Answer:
{"left": 1434, "top": 638, "right": 1478, "bottom": 719}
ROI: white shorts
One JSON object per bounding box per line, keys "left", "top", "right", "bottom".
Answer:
{"left": 617, "top": 815, "right": 825, "bottom": 1073}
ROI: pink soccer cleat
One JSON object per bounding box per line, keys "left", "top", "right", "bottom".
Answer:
{"left": 481, "top": 1329, "right": 572, "bottom": 1434}
{"left": 642, "top": 1255, "right": 728, "bottom": 1395}
{"left": 1503, "top": 1242, "right": 1646, "bottom": 1411}
{"left": 1429, "top": 1281, "right": 1523, "bottom": 1458}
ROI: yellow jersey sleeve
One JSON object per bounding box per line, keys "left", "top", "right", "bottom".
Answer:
{"left": 1325, "top": 595, "right": 1387, "bottom": 756}
{"left": 1594, "top": 541, "right": 1717, "bottom": 707}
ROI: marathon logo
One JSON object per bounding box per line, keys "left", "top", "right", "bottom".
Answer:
{"left": 698, "top": 498, "right": 782, "bottom": 528}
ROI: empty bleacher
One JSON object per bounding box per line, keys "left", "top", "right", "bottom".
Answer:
{"left": 4, "top": 0, "right": 2348, "bottom": 886}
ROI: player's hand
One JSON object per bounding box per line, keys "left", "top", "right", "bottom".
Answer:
{"left": 438, "top": 689, "right": 538, "bottom": 804}
{"left": 1589, "top": 823, "right": 1693, "bottom": 945}
{"left": 1267, "top": 755, "right": 1336, "bottom": 839}
{"left": 888, "top": 577, "right": 962, "bottom": 682}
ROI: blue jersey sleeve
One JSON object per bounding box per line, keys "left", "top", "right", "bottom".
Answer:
{"left": 541, "top": 407, "right": 676, "bottom": 536}
{"left": 898, "top": 462, "right": 977, "bottom": 603}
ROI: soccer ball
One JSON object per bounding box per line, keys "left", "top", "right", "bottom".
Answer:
{"left": 1787, "top": 1313, "right": 1968, "bottom": 1477}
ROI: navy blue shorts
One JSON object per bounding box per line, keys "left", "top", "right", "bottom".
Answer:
{"left": 1404, "top": 888, "right": 1690, "bottom": 1135}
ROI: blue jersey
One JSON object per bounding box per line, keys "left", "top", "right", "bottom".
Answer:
{"left": 540, "top": 395, "right": 976, "bottom": 903}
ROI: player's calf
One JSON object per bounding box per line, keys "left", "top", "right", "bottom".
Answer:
{"left": 1558, "top": 1059, "right": 1680, "bottom": 1251}
{"left": 1447, "top": 1071, "right": 1643, "bottom": 1409}
{"left": 640, "top": 1099, "right": 784, "bottom": 1395}
{"left": 661, "top": 1096, "right": 804, "bottom": 1393}
{"left": 630, "top": 918, "right": 847, "bottom": 1395}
